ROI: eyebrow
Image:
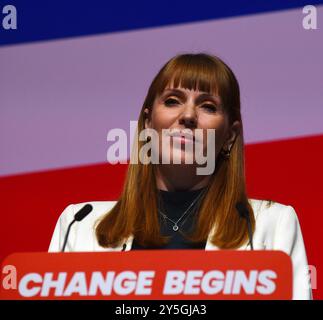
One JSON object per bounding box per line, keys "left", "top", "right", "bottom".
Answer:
{"left": 161, "top": 88, "right": 222, "bottom": 105}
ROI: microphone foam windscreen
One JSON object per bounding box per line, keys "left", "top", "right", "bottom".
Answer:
{"left": 74, "top": 204, "right": 93, "bottom": 221}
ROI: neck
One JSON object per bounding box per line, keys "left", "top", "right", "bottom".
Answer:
{"left": 155, "top": 164, "right": 211, "bottom": 191}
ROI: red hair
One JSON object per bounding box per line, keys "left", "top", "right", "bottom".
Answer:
{"left": 96, "top": 53, "right": 255, "bottom": 249}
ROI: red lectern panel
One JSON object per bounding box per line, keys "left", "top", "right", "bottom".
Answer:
{"left": 0, "top": 250, "right": 292, "bottom": 300}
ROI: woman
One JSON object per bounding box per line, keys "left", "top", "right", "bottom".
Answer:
{"left": 49, "top": 53, "right": 312, "bottom": 299}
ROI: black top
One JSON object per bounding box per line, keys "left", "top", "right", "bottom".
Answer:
{"left": 131, "top": 187, "right": 207, "bottom": 250}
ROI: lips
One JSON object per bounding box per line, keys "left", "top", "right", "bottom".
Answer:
{"left": 167, "top": 130, "right": 195, "bottom": 142}
{"left": 172, "top": 135, "right": 194, "bottom": 144}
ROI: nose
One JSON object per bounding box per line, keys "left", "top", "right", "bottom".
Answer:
{"left": 178, "top": 104, "right": 197, "bottom": 128}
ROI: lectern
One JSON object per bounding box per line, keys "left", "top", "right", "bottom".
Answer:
{"left": 0, "top": 250, "right": 292, "bottom": 300}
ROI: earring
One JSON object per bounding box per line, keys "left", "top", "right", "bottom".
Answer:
{"left": 220, "top": 147, "right": 231, "bottom": 159}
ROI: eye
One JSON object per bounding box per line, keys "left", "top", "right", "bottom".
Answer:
{"left": 201, "top": 103, "right": 217, "bottom": 113}
{"left": 164, "top": 98, "right": 180, "bottom": 106}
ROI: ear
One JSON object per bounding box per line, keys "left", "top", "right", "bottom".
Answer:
{"left": 144, "top": 107, "right": 152, "bottom": 129}
{"left": 224, "top": 120, "right": 241, "bottom": 151}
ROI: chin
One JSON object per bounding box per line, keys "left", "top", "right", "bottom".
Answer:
{"left": 169, "top": 149, "right": 195, "bottom": 165}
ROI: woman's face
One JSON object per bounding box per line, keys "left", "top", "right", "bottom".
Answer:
{"left": 144, "top": 85, "right": 240, "bottom": 170}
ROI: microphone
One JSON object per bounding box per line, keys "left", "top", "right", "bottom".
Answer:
{"left": 235, "top": 202, "right": 254, "bottom": 250}
{"left": 61, "top": 204, "right": 93, "bottom": 252}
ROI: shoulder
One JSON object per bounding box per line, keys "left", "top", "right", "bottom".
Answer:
{"left": 248, "top": 198, "right": 302, "bottom": 249}
{"left": 248, "top": 198, "right": 300, "bottom": 230}
{"left": 54, "top": 200, "right": 118, "bottom": 240}
{"left": 248, "top": 198, "right": 298, "bottom": 221}
{"left": 249, "top": 199, "right": 294, "bottom": 218}
{"left": 48, "top": 201, "right": 117, "bottom": 252}
{"left": 58, "top": 201, "right": 117, "bottom": 225}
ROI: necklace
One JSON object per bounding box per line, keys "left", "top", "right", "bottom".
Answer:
{"left": 158, "top": 189, "right": 206, "bottom": 232}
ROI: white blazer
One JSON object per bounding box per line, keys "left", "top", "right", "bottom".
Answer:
{"left": 48, "top": 199, "right": 312, "bottom": 300}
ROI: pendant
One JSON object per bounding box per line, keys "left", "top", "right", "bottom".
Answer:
{"left": 173, "top": 225, "right": 179, "bottom": 231}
